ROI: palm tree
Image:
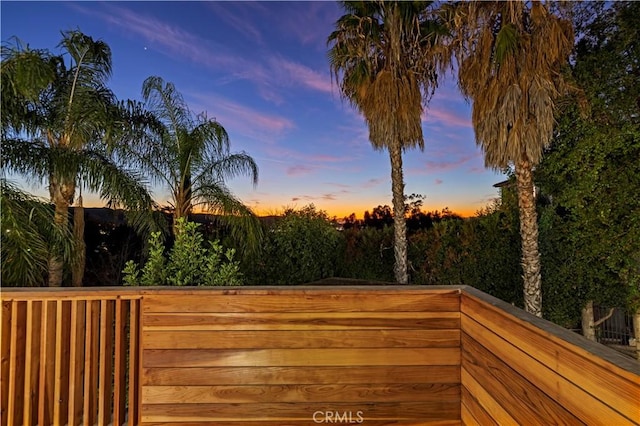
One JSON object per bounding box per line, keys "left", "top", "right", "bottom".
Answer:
{"left": 451, "top": 1, "right": 574, "bottom": 316}
{"left": 1, "top": 179, "right": 74, "bottom": 286}
{"left": 328, "top": 1, "right": 448, "bottom": 283}
{"left": 1, "top": 30, "right": 155, "bottom": 286}
{"left": 126, "top": 76, "right": 262, "bottom": 252}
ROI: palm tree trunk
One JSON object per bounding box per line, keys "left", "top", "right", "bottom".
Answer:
{"left": 48, "top": 176, "right": 75, "bottom": 287}
{"left": 72, "top": 194, "right": 86, "bottom": 287}
{"left": 389, "top": 143, "right": 408, "bottom": 284}
{"left": 515, "top": 155, "right": 542, "bottom": 317}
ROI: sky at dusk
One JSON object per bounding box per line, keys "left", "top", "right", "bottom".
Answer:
{"left": 1, "top": 1, "right": 507, "bottom": 218}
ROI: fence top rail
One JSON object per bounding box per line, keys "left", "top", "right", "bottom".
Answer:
{"left": 0, "top": 284, "right": 464, "bottom": 301}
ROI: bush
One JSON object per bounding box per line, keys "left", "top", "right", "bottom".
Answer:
{"left": 123, "top": 218, "right": 242, "bottom": 286}
{"left": 244, "top": 205, "right": 342, "bottom": 285}
{"left": 337, "top": 226, "right": 395, "bottom": 282}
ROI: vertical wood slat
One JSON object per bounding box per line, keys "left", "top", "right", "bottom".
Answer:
{"left": 5, "top": 301, "right": 19, "bottom": 426}
{"left": 2, "top": 293, "right": 142, "bottom": 426}
{"left": 98, "top": 300, "right": 108, "bottom": 425}
{"left": 37, "top": 300, "right": 48, "bottom": 424}
{"left": 60, "top": 302, "right": 72, "bottom": 426}
{"left": 68, "top": 300, "right": 85, "bottom": 426}
{"left": 113, "top": 300, "right": 129, "bottom": 425}
{"left": 83, "top": 300, "right": 94, "bottom": 426}
{"left": 129, "top": 299, "right": 141, "bottom": 426}
{"left": 90, "top": 301, "right": 100, "bottom": 425}
{"left": 9, "top": 301, "right": 27, "bottom": 426}
{"left": 37, "top": 300, "right": 56, "bottom": 425}
{"left": 1, "top": 302, "right": 10, "bottom": 426}
{"left": 98, "top": 300, "right": 114, "bottom": 426}
{"left": 22, "top": 300, "right": 35, "bottom": 426}
{"left": 53, "top": 300, "right": 63, "bottom": 424}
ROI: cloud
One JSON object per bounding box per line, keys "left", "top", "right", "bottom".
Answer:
{"left": 424, "top": 107, "right": 472, "bottom": 128}
{"left": 276, "top": 2, "right": 341, "bottom": 48}
{"left": 212, "top": 1, "right": 340, "bottom": 50}
{"left": 468, "top": 166, "right": 488, "bottom": 174}
{"left": 186, "top": 92, "right": 295, "bottom": 141}
{"left": 326, "top": 182, "right": 352, "bottom": 189}
{"left": 362, "top": 178, "right": 384, "bottom": 189}
{"left": 269, "top": 57, "right": 332, "bottom": 94}
{"left": 75, "top": 3, "right": 334, "bottom": 104}
{"left": 424, "top": 155, "right": 476, "bottom": 172}
{"left": 291, "top": 193, "right": 338, "bottom": 202}
{"left": 287, "top": 165, "right": 314, "bottom": 176}
{"left": 205, "top": 2, "right": 266, "bottom": 45}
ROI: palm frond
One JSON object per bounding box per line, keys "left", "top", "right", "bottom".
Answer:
{"left": 194, "top": 183, "right": 263, "bottom": 255}
{"left": 0, "top": 179, "right": 74, "bottom": 286}
{"left": 455, "top": 1, "right": 573, "bottom": 168}
{"left": 1, "top": 137, "right": 52, "bottom": 181}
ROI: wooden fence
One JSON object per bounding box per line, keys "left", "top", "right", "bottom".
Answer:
{"left": 1, "top": 289, "right": 142, "bottom": 426}
{"left": 460, "top": 287, "right": 640, "bottom": 425}
{"left": 140, "top": 287, "right": 461, "bottom": 425}
{"left": 2, "top": 285, "right": 639, "bottom": 425}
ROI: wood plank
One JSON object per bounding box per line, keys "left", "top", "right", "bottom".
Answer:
{"left": 23, "top": 300, "right": 40, "bottom": 426}
{"left": 143, "top": 422, "right": 461, "bottom": 426}
{"left": 53, "top": 300, "right": 63, "bottom": 424}
{"left": 98, "top": 299, "right": 112, "bottom": 426}
{"left": 113, "top": 300, "right": 128, "bottom": 426}
{"left": 461, "top": 313, "right": 634, "bottom": 425}
{"left": 38, "top": 302, "right": 51, "bottom": 425}
{"left": 141, "top": 365, "right": 460, "bottom": 386}
{"left": 0, "top": 287, "right": 146, "bottom": 301}
{"left": 143, "top": 329, "right": 460, "bottom": 349}
{"left": 462, "top": 333, "right": 584, "bottom": 425}
{"left": 0, "top": 286, "right": 460, "bottom": 302}
{"left": 59, "top": 301, "right": 71, "bottom": 426}
{"left": 460, "top": 368, "right": 517, "bottom": 426}
{"left": 140, "top": 401, "right": 460, "bottom": 423}
{"left": 461, "top": 288, "right": 640, "bottom": 379}
{"left": 84, "top": 300, "right": 100, "bottom": 426}
{"left": 462, "top": 294, "right": 640, "bottom": 422}
{"left": 128, "top": 299, "right": 141, "bottom": 426}
{"left": 68, "top": 300, "right": 85, "bottom": 426}
{"left": 37, "top": 300, "right": 55, "bottom": 425}
{"left": 143, "top": 311, "right": 460, "bottom": 330}
{"left": 5, "top": 301, "right": 21, "bottom": 426}
{"left": 460, "top": 387, "right": 496, "bottom": 426}
{"left": 143, "top": 348, "right": 461, "bottom": 368}
{"left": 142, "top": 383, "right": 460, "bottom": 404}
{"left": 142, "top": 291, "right": 460, "bottom": 313}
{"left": 1, "top": 302, "right": 10, "bottom": 426}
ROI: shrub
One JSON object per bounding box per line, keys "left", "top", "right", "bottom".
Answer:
{"left": 123, "top": 218, "right": 241, "bottom": 286}
{"left": 244, "top": 205, "right": 342, "bottom": 285}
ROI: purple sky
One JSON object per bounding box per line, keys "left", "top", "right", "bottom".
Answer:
{"left": 2, "top": 1, "right": 505, "bottom": 218}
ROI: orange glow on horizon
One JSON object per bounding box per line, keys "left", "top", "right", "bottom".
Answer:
{"left": 250, "top": 204, "right": 479, "bottom": 220}
{"left": 77, "top": 194, "right": 481, "bottom": 220}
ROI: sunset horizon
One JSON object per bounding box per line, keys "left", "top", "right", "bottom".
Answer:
{"left": 2, "top": 1, "right": 506, "bottom": 222}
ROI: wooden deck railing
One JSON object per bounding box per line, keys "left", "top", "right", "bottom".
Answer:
{"left": 460, "top": 287, "right": 640, "bottom": 425}
{"left": 2, "top": 285, "right": 639, "bottom": 425}
{"left": 1, "top": 289, "right": 143, "bottom": 426}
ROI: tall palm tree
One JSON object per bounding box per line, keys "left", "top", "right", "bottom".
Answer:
{"left": 451, "top": 1, "right": 574, "bottom": 316}
{"left": 1, "top": 30, "right": 155, "bottom": 286}
{"left": 328, "top": 1, "right": 448, "bottom": 283}
{"left": 126, "top": 76, "right": 262, "bottom": 252}
{"left": 1, "top": 179, "right": 74, "bottom": 286}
